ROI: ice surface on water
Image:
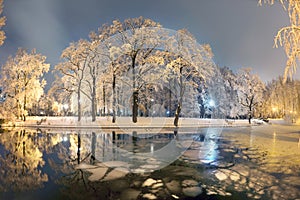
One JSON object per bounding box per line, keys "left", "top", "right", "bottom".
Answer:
{"left": 0, "top": 125, "right": 299, "bottom": 199}
{"left": 180, "top": 125, "right": 300, "bottom": 200}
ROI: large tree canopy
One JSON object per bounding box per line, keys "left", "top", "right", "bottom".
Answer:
{"left": 260, "top": 0, "right": 300, "bottom": 82}
{"left": 0, "top": 0, "right": 5, "bottom": 46}
{"left": 0, "top": 49, "right": 50, "bottom": 121}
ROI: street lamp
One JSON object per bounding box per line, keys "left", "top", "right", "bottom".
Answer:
{"left": 272, "top": 107, "right": 278, "bottom": 118}
{"left": 209, "top": 99, "right": 215, "bottom": 107}
{"left": 208, "top": 99, "right": 215, "bottom": 119}
{"left": 63, "top": 104, "right": 69, "bottom": 116}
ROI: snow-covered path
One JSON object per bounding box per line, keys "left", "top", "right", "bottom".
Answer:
{"left": 2, "top": 116, "right": 260, "bottom": 129}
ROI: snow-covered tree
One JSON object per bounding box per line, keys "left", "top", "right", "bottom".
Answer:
{"left": 29, "top": 94, "right": 54, "bottom": 116}
{"left": 82, "top": 42, "right": 102, "bottom": 122}
{"left": 259, "top": 0, "right": 300, "bottom": 82}
{"left": 54, "top": 39, "right": 90, "bottom": 121}
{"left": 236, "top": 68, "right": 266, "bottom": 124}
{"left": 162, "top": 30, "right": 215, "bottom": 126}
{"left": 262, "top": 77, "right": 300, "bottom": 121}
{"left": 206, "top": 67, "right": 228, "bottom": 119}
{"left": 0, "top": 0, "right": 5, "bottom": 46}
{"left": 90, "top": 24, "right": 129, "bottom": 122}
{"left": 0, "top": 48, "right": 49, "bottom": 121}
{"left": 106, "top": 17, "right": 163, "bottom": 123}
{"left": 219, "top": 66, "right": 240, "bottom": 118}
{"left": 50, "top": 17, "right": 216, "bottom": 126}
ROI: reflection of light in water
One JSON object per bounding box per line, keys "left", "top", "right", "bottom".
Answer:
{"left": 271, "top": 131, "right": 277, "bottom": 155}
{"left": 250, "top": 130, "right": 253, "bottom": 147}
{"left": 199, "top": 128, "right": 220, "bottom": 163}
{"left": 199, "top": 140, "right": 218, "bottom": 163}
{"left": 150, "top": 143, "right": 154, "bottom": 153}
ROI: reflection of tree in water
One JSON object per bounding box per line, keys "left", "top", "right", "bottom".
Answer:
{"left": 0, "top": 129, "right": 48, "bottom": 191}
{"left": 50, "top": 129, "right": 299, "bottom": 199}
{"left": 48, "top": 131, "right": 104, "bottom": 199}
{"left": 0, "top": 128, "right": 297, "bottom": 199}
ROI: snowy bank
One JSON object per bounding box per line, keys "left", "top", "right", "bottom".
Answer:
{"left": 268, "top": 118, "right": 300, "bottom": 125}
{"left": 1, "top": 116, "right": 259, "bottom": 129}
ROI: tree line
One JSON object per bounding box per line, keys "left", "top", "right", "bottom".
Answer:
{"left": 0, "top": 3, "right": 299, "bottom": 124}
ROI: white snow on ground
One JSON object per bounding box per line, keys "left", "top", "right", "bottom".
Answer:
{"left": 1, "top": 116, "right": 263, "bottom": 128}
{"left": 268, "top": 118, "right": 298, "bottom": 125}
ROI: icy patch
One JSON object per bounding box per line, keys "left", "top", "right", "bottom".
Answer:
{"left": 142, "top": 178, "right": 157, "bottom": 187}
{"left": 142, "top": 193, "right": 157, "bottom": 199}
{"left": 103, "top": 167, "right": 129, "bottom": 181}
{"left": 102, "top": 161, "right": 131, "bottom": 168}
{"left": 139, "top": 164, "right": 160, "bottom": 170}
{"left": 86, "top": 167, "right": 108, "bottom": 181}
{"left": 215, "top": 171, "right": 227, "bottom": 181}
{"left": 182, "top": 179, "right": 202, "bottom": 197}
{"left": 165, "top": 180, "right": 181, "bottom": 195}
{"left": 131, "top": 168, "right": 147, "bottom": 174}
{"left": 120, "top": 189, "right": 140, "bottom": 200}
{"left": 200, "top": 159, "right": 212, "bottom": 164}
{"left": 152, "top": 182, "right": 163, "bottom": 189}
{"left": 75, "top": 163, "right": 98, "bottom": 170}
{"left": 182, "top": 186, "right": 202, "bottom": 197}
{"left": 229, "top": 172, "right": 240, "bottom": 181}
{"left": 182, "top": 180, "right": 198, "bottom": 187}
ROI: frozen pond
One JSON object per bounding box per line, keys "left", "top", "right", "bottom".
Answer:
{"left": 0, "top": 124, "right": 299, "bottom": 199}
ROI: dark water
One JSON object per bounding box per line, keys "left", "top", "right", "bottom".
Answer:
{"left": 0, "top": 125, "right": 299, "bottom": 200}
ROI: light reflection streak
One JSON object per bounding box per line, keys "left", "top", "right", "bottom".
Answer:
{"left": 198, "top": 128, "right": 221, "bottom": 163}
{"left": 272, "top": 131, "right": 276, "bottom": 154}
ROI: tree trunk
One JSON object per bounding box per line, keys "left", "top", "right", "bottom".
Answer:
{"left": 248, "top": 115, "right": 252, "bottom": 124}
{"left": 174, "top": 67, "right": 184, "bottom": 127}
{"left": 174, "top": 104, "right": 181, "bottom": 127}
{"left": 23, "top": 94, "right": 27, "bottom": 121}
{"left": 77, "top": 133, "right": 81, "bottom": 164}
{"left": 132, "top": 90, "right": 138, "bottom": 123}
{"left": 248, "top": 108, "right": 252, "bottom": 124}
{"left": 103, "top": 83, "right": 106, "bottom": 116}
{"left": 248, "top": 98, "right": 254, "bottom": 124}
{"left": 91, "top": 76, "right": 97, "bottom": 122}
{"left": 145, "top": 101, "right": 149, "bottom": 117}
{"left": 112, "top": 74, "right": 116, "bottom": 123}
{"left": 16, "top": 99, "right": 21, "bottom": 120}
{"left": 132, "top": 55, "right": 138, "bottom": 123}
{"left": 77, "top": 86, "right": 81, "bottom": 122}
{"left": 168, "top": 81, "right": 172, "bottom": 117}
{"left": 91, "top": 96, "right": 96, "bottom": 121}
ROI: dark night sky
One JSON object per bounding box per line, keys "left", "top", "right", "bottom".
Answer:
{"left": 0, "top": 0, "right": 296, "bottom": 83}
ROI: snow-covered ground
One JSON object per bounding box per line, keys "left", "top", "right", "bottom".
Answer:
{"left": 268, "top": 118, "right": 300, "bottom": 125}
{"left": 1, "top": 116, "right": 263, "bottom": 128}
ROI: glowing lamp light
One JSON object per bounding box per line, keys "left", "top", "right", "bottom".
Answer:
{"left": 209, "top": 99, "right": 215, "bottom": 107}
{"left": 63, "top": 136, "right": 68, "bottom": 142}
